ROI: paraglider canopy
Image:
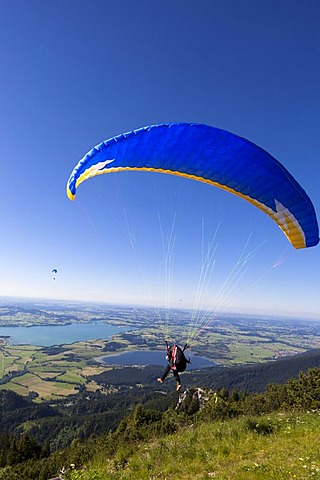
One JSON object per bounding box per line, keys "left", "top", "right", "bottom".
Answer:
{"left": 67, "top": 123, "right": 319, "bottom": 249}
{"left": 52, "top": 269, "right": 58, "bottom": 280}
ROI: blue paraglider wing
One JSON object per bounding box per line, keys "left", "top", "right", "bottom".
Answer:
{"left": 67, "top": 123, "right": 319, "bottom": 249}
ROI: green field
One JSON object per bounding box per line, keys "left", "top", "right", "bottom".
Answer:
{"left": 70, "top": 411, "right": 320, "bottom": 480}
{"left": 0, "top": 340, "right": 106, "bottom": 400}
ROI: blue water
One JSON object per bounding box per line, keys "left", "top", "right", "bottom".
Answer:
{"left": 98, "top": 350, "right": 218, "bottom": 369}
{"left": 0, "top": 324, "right": 218, "bottom": 369}
{"left": 0, "top": 322, "right": 130, "bottom": 346}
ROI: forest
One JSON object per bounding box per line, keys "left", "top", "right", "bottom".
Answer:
{"left": 0, "top": 349, "right": 320, "bottom": 479}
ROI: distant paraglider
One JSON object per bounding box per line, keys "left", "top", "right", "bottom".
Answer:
{"left": 66, "top": 123, "right": 319, "bottom": 249}
{"left": 52, "top": 269, "right": 58, "bottom": 280}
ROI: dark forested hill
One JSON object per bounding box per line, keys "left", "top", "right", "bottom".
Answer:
{"left": 91, "top": 347, "right": 320, "bottom": 393}
{"left": 188, "top": 347, "right": 320, "bottom": 393}
{"left": 1, "top": 347, "right": 320, "bottom": 457}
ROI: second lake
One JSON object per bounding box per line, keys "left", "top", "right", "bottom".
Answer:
{"left": 98, "top": 350, "right": 218, "bottom": 369}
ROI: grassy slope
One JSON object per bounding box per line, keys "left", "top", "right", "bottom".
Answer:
{"left": 67, "top": 411, "right": 320, "bottom": 480}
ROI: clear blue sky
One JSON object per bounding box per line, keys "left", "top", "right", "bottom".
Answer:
{"left": 1, "top": 0, "right": 319, "bottom": 319}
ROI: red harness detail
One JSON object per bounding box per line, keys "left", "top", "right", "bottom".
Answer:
{"left": 171, "top": 345, "right": 177, "bottom": 370}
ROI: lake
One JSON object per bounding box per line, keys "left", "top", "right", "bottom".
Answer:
{"left": 0, "top": 323, "right": 218, "bottom": 369}
{"left": 98, "top": 350, "right": 218, "bottom": 369}
{"left": 0, "top": 322, "right": 131, "bottom": 346}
